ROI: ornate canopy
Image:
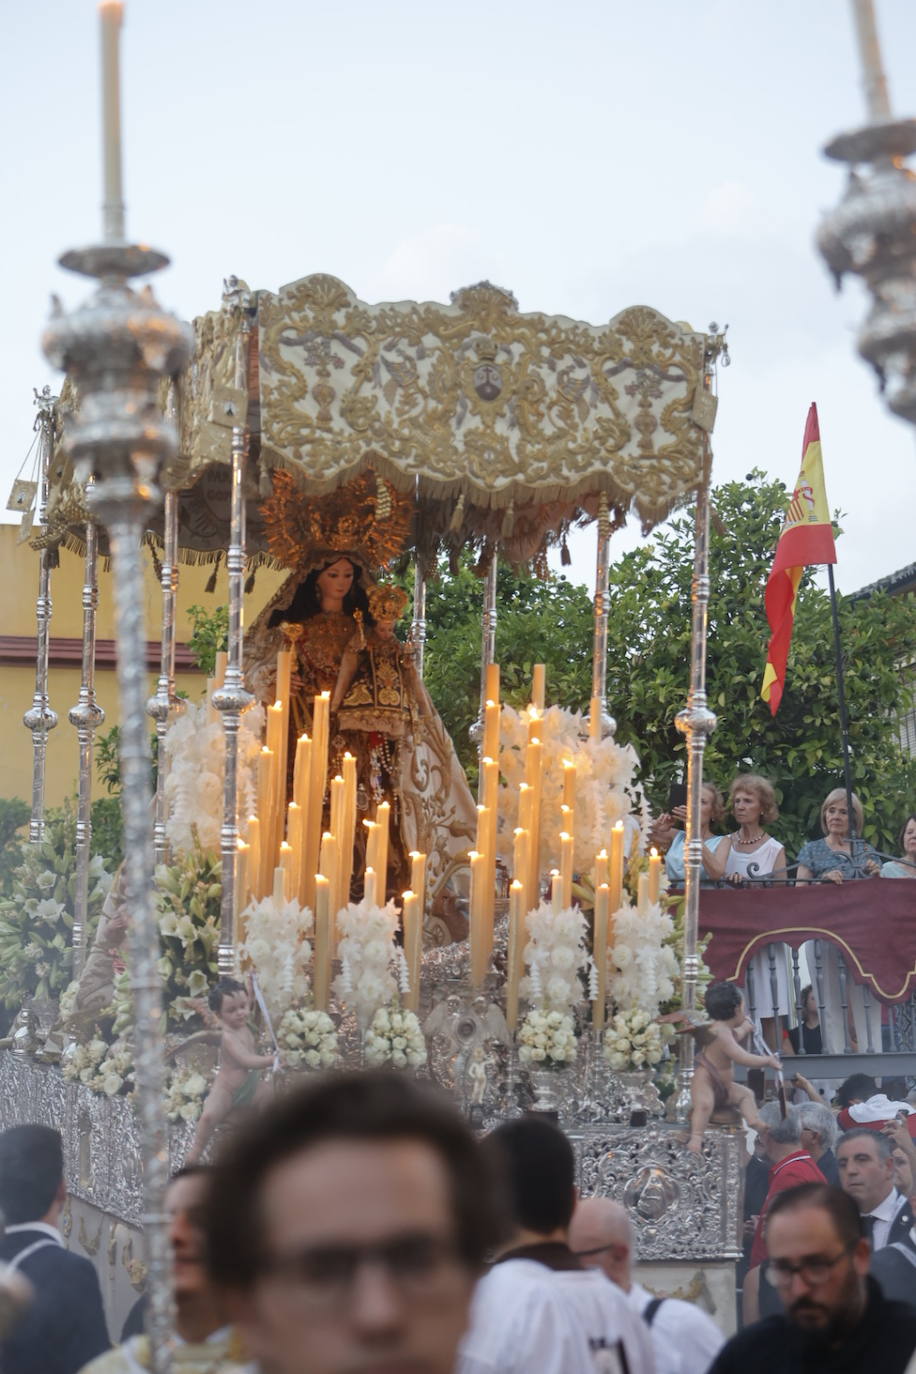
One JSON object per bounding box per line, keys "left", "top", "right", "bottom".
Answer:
{"left": 40, "top": 275, "right": 717, "bottom": 567}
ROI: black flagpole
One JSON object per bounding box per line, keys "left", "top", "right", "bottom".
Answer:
{"left": 826, "top": 563, "right": 860, "bottom": 854}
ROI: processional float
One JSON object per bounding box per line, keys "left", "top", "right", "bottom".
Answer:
{"left": 21, "top": 5, "right": 731, "bottom": 1367}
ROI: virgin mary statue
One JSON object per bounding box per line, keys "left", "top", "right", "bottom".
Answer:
{"left": 244, "top": 469, "right": 476, "bottom": 919}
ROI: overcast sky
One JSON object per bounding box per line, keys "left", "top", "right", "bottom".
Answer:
{"left": 4, "top": 0, "right": 914, "bottom": 595}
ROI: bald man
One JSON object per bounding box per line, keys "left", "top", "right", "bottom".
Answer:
{"left": 570, "top": 1198, "right": 724, "bottom": 1374}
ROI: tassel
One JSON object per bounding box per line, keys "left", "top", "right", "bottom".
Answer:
{"left": 448, "top": 493, "right": 465, "bottom": 533}
{"left": 561, "top": 537, "right": 571, "bottom": 566}
{"left": 501, "top": 501, "right": 516, "bottom": 538}
{"left": 149, "top": 546, "right": 163, "bottom": 582}
{"left": 244, "top": 566, "right": 256, "bottom": 594}
{"left": 205, "top": 553, "right": 222, "bottom": 594}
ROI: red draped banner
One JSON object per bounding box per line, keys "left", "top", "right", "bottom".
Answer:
{"left": 699, "top": 878, "right": 916, "bottom": 1004}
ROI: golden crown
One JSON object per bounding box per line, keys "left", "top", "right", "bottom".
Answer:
{"left": 260, "top": 468, "right": 413, "bottom": 574}
{"left": 368, "top": 583, "right": 409, "bottom": 621}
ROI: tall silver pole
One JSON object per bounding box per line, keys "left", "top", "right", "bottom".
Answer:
{"left": 672, "top": 328, "right": 724, "bottom": 1123}
{"left": 23, "top": 388, "right": 59, "bottom": 844}
{"left": 43, "top": 11, "right": 191, "bottom": 1369}
{"left": 589, "top": 492, "right": 616, "bottom": 739}
{"left": 411, "top": 559, "right": 428, "bottom": 680}
{"left": 68, "top": 513, "right": 104, "bottom": 978}
{"left": 147, "top": 481, "right": 184, "bottom": 865}
{"left": 212, "top": 279, "right": 254, "bottom": 974}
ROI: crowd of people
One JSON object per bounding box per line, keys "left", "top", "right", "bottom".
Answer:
{"left": 3, "top": 1067, "right": 916, "bottom": 1373}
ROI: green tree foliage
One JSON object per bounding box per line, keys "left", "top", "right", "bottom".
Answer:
{"left": 0, "top": 798, "right": 30, "bottom": 896}
{"left": 419, "top": 472, "right": 916, "bottom": 860}
{"left": 186, "top": 602, "right": 229, "bottom": 675}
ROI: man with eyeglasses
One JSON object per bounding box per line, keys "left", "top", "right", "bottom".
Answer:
{"left": 569, "top": 1197, "right": 722, "bottom": 1374}
{"left": 708, "top": 1182, "right": 916, "bottom": 1373}
{"left": 202, "top": 1070, "right": 501, "bottom": 1374}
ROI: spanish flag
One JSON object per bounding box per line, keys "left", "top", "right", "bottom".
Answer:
{"left": 760, "top": 404, "right": 837, "bottom": 715}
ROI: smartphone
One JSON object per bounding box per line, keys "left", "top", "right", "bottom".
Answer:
{"left": 667, "top": 783, "right": 687, "bottom": 815}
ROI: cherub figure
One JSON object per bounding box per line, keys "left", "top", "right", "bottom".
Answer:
{"left": 185, "top": 977, "right": 277, "bottom": 1164}
{"left": 681, "top": 980, "right": 780, "bottom": 1153}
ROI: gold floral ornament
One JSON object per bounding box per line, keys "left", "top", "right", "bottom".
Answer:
{"left": 368, "top": 583, "right": 409, "bottom": 622}
{"left": 260, "top": 467, "right": 413, "bottom": 574}
{"left": 257, "top": 273, "right": 712, "bottom": 531}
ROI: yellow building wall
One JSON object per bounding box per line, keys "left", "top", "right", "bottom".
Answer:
{"left": 0, "top": 524, "right": 284, "bottom": 809}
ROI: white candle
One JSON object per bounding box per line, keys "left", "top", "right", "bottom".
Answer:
{"left": 99, "top": 1, "right": 124, "bottom": 236}
{"left": 469, "top": 850, "right": 488, "bottom": 986}
{"left": 593, "top": 882, "right": 609, "bottom": 1029}
{"left": 506, "top": 879, "right": 524, "bottom": 1031}
{"left": 637, "top": 872, "right": 649, "bottom": 915}
{"left": 589, "top": 694, "right": 602, "bottom": 744}
{"left": 375, "top": 801, "right": 391, "bottom": 900}
{"left": 609, "top": 820, "right": 625, "bottom": 911}
{"left": 409, "top": 851, "right": 427, "bottom": 925}
{"left": 363, "top": 865, "right": 379, "bottom": 909}
{"left": 313, "top": 874, "right": 331, "bottom": 1010}
{"left": 550, "top": 869, "right": 563, "bottom": 913}
{"left": 559, "top": 831, "right": 574, "bottom": 908}
{"left": 401, "top": 890, "right": 421, "bottom": 1012}
{"left": 648, "top": 847, "right": 662, "bottom": 905}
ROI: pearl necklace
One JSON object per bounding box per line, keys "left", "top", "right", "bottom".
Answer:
{"left": 733, "top": 832, "right": 766, "bottom": 848}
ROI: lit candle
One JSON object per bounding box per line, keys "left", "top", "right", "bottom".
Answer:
{"left": 409, "top": 851, "right": 427, "bottom": 925}
{"left": 275, "top": 649, "right": 292, "bottom": 712}
{"left": 525, "top": 739, "right": 543, "bottom": 908}
{"left": 313, "top": 874, "right": 331, "bottom": 1010}
{"left": 531, "top": 663, "right": 546, "bottom": 711}
{"left": 245, "top": 816, "right": 260, "bottom": 900}
{"left": 550, "top": 869, "right": 563, "bottom": 914}
{"left": 518, "top": 783, "right": 532, "bottom": 834}
{"left": 512, "top": 827, "right": 528, "bottom": 889}
{"left": 637, "top": 872, "right": 649, "bottom": 915}
{"left": 475, "top": 804, "right": 490, "bottom": 857}
{"left": 293, "top": 734, "right": 312, "bottom": 812}
{"left": 485, "top": 661, "right": 501, "bottom": 706}
{"left": 506, "top": 879, "right": 525, "bottom": 1031}
{"left": 363, "top": 820, "right": 379, "bottom": 877}
{"left": 648, "top": 847, "right": 662, "bottom": 905}
{"left": 375, "top": 801, "right": 391, "bottom": 900}
{"left": 278, "top": 842, "right": 295, "bottom": 901}
{"left": 559, "top": 832, "right": 574, "bottom": 908}
{"left": 340, "top": 753, "right": 357, "bottom": 910}
{"left": 469, "top": 850, "right": 488, "bottom": 986}
{"left": 593, "top": 882, "right": 609, "bottom": 1029}
{"left": 363, "top": 865, "right": 379, "bottom": 909}
{"left": 593, "top": 847, "right": 609, "bottom": 891}
{"left": 319, "top": 832, "right": 339, "bottom": 919}
{"left": 304, "top": 693, "right": 330, "bottom": 908}
{"left": 483, "top": 699, "right": 500, "bottom": 764}
{"left": 609, "top": 820, "right": 625, "bottom": 911}
{"left": 235, "top": 840, "right": 250, "bottom": 923}
{"left": 589, "top": 695, "right": 602, "bottom": 744}
{"left": 401, "top": 890, "right": 421, "bottom": 1012}
{"left": 329, "top": 776, "right": 344, "bottom": 846}
{"left": 562, "top": 759, "right": 577, "bottom": 811}
{"left": 98, "top": 1, "right": 124, "bottom": 236}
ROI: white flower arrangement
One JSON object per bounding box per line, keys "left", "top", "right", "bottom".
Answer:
{"left": 61, "top": 1035, "right": 108, "bottom": 1085}
{"left": 333, "top": 899, "right": 401, "bottom": 1029}
{"left": 93, "top": 1039, "right": 135, "bottom": 1096}
{"left": 520, "top": 901, "right": 589, "bottom": 1015}
{"left": 163, "top": 699, "right": 264, "bottom": 857}
{"left": 164, "top": 1064, "right": 209, "bottom": 1124}
{"left": 497, "top": 704, "right": 644, "bottom": 875}
{"left": 518, "top": 1008, "right": 578, "bottom": 1065}
{"left": 277, "top": 1006, "right": 339, "bottom": 1070}
{"left": 240, "top": 895, "right": 314, "bottom": 1022}
{"left": 364, "top": 1006, "right": 427, "bottom": 1070}
{"left": 606, "top": 901, "right": 680, "bottom": 1017}
{"left": 603, "top": 1008, "right": 670, "bottom": 1071}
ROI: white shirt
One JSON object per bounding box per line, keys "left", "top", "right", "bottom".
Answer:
{"left": 458, "top": 1259, "right": 596, "bottom": 1374}
{"left": 864, "top": 1187, "right": 908, "bottom": 1252}
{"left": 551, "top": 1268, "right": 655, "bottom": 1374}
{"left": 629, "top": 1281, "right": 725, "bottom": 1374}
